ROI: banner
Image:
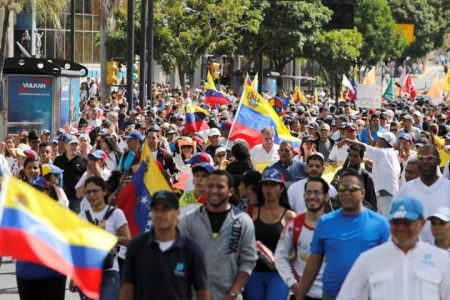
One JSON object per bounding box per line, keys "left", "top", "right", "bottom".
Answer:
{"left": 356, "top": 84, "right": 382, "bottom": 109}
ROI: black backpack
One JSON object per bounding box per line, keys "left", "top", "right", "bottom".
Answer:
{"left": 85, "top": 206, "right": 117, "bottom": 269}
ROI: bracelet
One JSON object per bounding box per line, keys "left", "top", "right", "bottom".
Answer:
{"left": 228, "top": 291, "right": 238, "bottom": 298}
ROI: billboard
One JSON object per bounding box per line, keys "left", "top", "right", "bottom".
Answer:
{"left": 8, "top": 75, "right": 53, "bottom": 132}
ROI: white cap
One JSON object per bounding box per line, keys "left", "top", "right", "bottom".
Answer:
{"left": 413, "top": 111, "right": 422, "bottom": 117}
{"left": 428, "top": 207, "right": 450, "bottom": 222}
{"left": 383, "top": 109, "right": 395, "bottom": 119}
{"left": 377, "top": 131, "right": 396, "bottom": 146}
{"left": 215, "top": 147, "right": 227, "bottom": 156}
{"left": 208, "top": 128, "right": 221, "bottom": 137}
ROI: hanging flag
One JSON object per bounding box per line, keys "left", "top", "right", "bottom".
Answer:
{"left": 382, "top": 78, "right": 395, "bottom": 102}
{"left": 402, "top": 74, "right": 417, "bottom": 101}
{"left": 0, "top": 176, "right": 117, "bottom": 299}
{"left": 350, "top": 77, "right": 358, "bottom": 99}
{"left": 205, "top": 71, "right": 216, "bottom": 90}
{"left": 116, "top": 143, "right": 172, "bottom": 237}
{"left": 184, "top": 103, "right": 210, "bottom": 133}
{"left": 445, "top": 69, "right": 450, "bottom": 92}
{"left": 314, "top": 88, "right": 319, "bottom": 104}
{"left": 245, "top": 73, "right": 252, "bottom": 86}
{"left": 229, "top": 84, "right": 301, "bottom": 148}
{"left": 293, "top": 85, "right": 308, "bottom": 103}
{"left": 205, "top": 89, "right": 231, "bottom": 107}
{"left": 362, "top": 67, "right": 376, "bottom": 85}
{"left": 429, "top": 75, "right": 443, "bottom": 105}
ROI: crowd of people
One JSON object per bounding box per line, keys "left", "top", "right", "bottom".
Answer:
{"left": 1, "top": 80, "right": 450, "bottom": 300}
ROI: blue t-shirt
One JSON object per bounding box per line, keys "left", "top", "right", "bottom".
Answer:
{"left": 359, "top": 126, "right": 385, "bottom": 145}
{"left": 310, "top": 208, "right": 389, "bottom": 297}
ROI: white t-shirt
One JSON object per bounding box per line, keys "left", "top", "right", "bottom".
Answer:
{"left": 288, "top": 178, "right": 337, "bottom": 214}
{"left": 105, "top": 151, "right": 118, "bottom": 172}
{"left": 396, "top": 176, "right": 450, "bottom": 243}
{"left": 365, "top": 145, "right": 401, "bottom": 195}
{"left": 328, "top": 144, "right": 350, "bottom": 163}
{"left": 79, "top": 206, "right": 127, "bottom": 271}
{"left": 76, "top": 169, "right": 112, "bottom": 210}
{"left": 250, "top": 144, "right": 280, "bottom": 164}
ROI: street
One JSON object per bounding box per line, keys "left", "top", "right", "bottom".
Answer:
{"left": 0, "top": 257, "right": 78, "bottom": 300}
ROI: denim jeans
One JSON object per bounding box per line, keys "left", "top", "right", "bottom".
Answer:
{"left": 80, "top": 270, "right": 120, "bottom": 300}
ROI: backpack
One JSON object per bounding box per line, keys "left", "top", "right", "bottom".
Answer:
{"left": 292, "top": 213, "right": 306, "bottom": 281}
{"left": 85, "top": 206, "right": 117, "bottom": 269}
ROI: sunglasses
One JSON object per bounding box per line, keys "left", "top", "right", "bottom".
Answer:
{"left": 417, "top": 154, "right": 436, "bottom": 161}
{"left": 338, "top": 184, "right": 362, "bottom": 193}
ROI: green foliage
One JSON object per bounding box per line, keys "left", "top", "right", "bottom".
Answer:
{"left": 355, "top": 0, "right": 407, "bottom": 65}
{"left": 388, "top": 0, "right": 448, "bottom": 59}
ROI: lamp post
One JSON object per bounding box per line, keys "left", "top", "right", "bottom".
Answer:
{"left": 127, "top": 0, "right": 135, "bottom": 109}
{"left": 70, "top": 0, "right": 75, "bottom": 61}
{"left": 139, "top": 0, "right": 147, "bottom": 108}
{"left": 147, "top": 0, "right": 154, "bottom": 106}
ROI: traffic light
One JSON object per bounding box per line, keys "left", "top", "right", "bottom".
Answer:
{"left": 106, "top": 61, "right": 118, "bottom": 85}
{"left": 210, "top": 63, "right": 221, "bottom": 80}
{"left": 132, "top": 63, "right": 139, "bottom": 82}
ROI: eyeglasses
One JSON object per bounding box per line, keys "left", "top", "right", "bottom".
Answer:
{"left": 417, "top": 154, "right": 436, "bottom": 161}
{"left": 305, "top": 190, "right": 323, "bottom": 196}
{"left": 338, "top": 184, "right": 362, "bottom": 193}
{"left": 85, "top": 188, "right": 103, "bottom": 195}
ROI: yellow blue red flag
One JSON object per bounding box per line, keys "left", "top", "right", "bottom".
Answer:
{"left": 0, "top": 176, "right": 118, "bottom": 299}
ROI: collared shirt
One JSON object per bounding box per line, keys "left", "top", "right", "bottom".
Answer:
{"left": 337, "top": 240, "right": 450, "bottom": 300}
{"left": 122, "top": 229, "right": 208, "bottom": 300}
{"left": 250, "top": 143, "right": 280, "bottom": 165}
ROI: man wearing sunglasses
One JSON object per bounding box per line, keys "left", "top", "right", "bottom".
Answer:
{"left": 396, "top": 144, "right": 450, "bottom": 244}
{"left": 296, "top": 169, "right": 389, "bottom": 300}
{"left": 337, "top": 197, "right": 450, "bottom": 300}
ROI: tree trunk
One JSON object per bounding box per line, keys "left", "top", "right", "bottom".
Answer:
{"left": 0, "top": 7, "right": 10, "bottom": 80}
{"left": 99, "top": 8, "right": 110, "bottom": 101}
{"left": 178, "top": 68, "right": 186, "bottom": 91}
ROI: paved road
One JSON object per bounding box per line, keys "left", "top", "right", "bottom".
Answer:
{"left": 0, "top": 257, "right": 78, "bottom": 300}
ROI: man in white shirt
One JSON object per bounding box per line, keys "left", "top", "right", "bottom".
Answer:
{"left": 396, "top": 144, "right": 450, "bottom": 243}
{"left": 328, "top": 123, "right": 359, "bottom": 165}
{"left": 288, "top": 153, "right": 337, "bottom": 214}
{"left": 337, "top": 131, "right": 401, "bottom": 217}
{"left": 276, "top": 177, "right": 328, "bottom": 299}
{"left": 337, "top": 197, "right": 450, "bottom": 300}
{"left": 250, "top": 126, "right": 280, "bottom": 164}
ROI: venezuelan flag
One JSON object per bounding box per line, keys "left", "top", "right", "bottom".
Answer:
{"left": 184, "top": 103, "right": 210, "bottom": 133}
{"left": 205, "top": 88, "right": 231, "bottom": 107}
{"left": 229, "top": 84, "right": 301, "bottom": 148}
{"left": 116, "top": 143, "right": 172, "bottom": 237}
{"left": 293, "top": 85, "right": 308, "bottom": 103}
{"left": 0, "top": 176, "right": 117, "bottom": 299}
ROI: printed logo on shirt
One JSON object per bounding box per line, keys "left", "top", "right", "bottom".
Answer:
{"left": 421, "top": 253, "right": 434, "bottom": 266}
{"left": 174, "top": 262, "right": 186, "bottom": 277}
{"left": 227, "top": 219, "right": 242, "bottom": 254}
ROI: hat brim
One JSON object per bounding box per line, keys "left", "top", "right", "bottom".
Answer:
{"left": 389, "top": 212, "right": 421, "bottom": 221}
{"left": 427, "top": 214, "right": 450, "bottom": 222}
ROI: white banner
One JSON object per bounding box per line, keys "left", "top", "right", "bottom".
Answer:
{"left": 356, "top": 84, "right": 382, "bottom": 108}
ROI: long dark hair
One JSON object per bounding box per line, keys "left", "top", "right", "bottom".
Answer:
{"left": 20, "top": 157, "right": 41, "bottom": 182}
{"left": 256, "top": 182, "right": 291, "bottom": 210}
{"left": 100, "top": 134, "right": 122, "bottom": 162}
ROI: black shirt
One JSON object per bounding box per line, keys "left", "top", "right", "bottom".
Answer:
{"left": 122, "top": 229, "right": 208, "bottom": 300}
{"left": 206, "top": 208, "right": 230, "bottom": 234}
{"left": 53, "top": 153, "right": 88, "bottom": 201}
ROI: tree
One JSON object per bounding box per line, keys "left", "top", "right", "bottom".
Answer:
{"left": 152, "top": 0, "right": 262, "bottom": 88}
{"left": 236, "top": 0, "right": 332, "bottom": 75}
{"left": 355, "top": 0, "right": 407, "bottom": 66}
{"left": 0, "top": 0, "right": 69, "bottom": 79}
{"left": 309, "top": 29, "right": 363, "bottom": 96}
{"left": 388, "top": 0, "right": 447, "bottom": 59}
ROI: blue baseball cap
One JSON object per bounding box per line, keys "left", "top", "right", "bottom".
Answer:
{"left": 124, "top": 130, "right": 144, "bottom": 141}
{"left": 192, "top": 162, "right": 214, "bottom": 175}
{"left": 30, "top": 177, "right": 49, "bottom": 191}
{"left": 58, "top": 133, "right": 70, "bottom": 142}
{"left": 389, "top": 197, "right": 424, "bottom": 221}
{"left": 88, "top": 149, "right": 107, "bottom": 161}
{"left": 185, "top": 153, "right": 213, "bottom": 165}
{"left": 42, "top": 129, "right": 51, "bottom": 135}
{"left": 260, "top": 168, "right": 285, "bottom": 184}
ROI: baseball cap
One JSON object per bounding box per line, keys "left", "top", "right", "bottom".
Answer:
{"left": 192, "top": 162, "right": 214, "bottom": 175}
{"left": 260, "top": 168, "right": 285, "bottom": 184}
{"left": 124, "top": 131, "right": 144, "bottom": 141}
{"left": 345, "top": 123, "right": 358, "bottom": 131}
{"left": 215, "top": 147, "right": 227, "bottom": 156}
{"left": 184, "top": 153, "right": 213, "bottom": 165}
{"left": 66, "top": 135, "right": 79, "bottom": 145}
{"left": 178, "top": 137, "right": 194, "bottom": 147}
{"left": 427, "top": 207, "right": 450, "bottom": 222}
{"left": 41, "top": 164, "right": 64, "bottom": 176}
{"left": 377, "top": 132, "right": 396, "bottom": 146}
{"left": 399, "top": 133, "right": 413, "bottom": 142}
{"left": 88, "top": 150, "right": 107, "bottom": 161}
{"left": 413, "top": 111, "right": 422, "bottom": 117}
{"left": 166, "top": 128, "right": 177, "bottom": 135}
{"left": 30, "top": 177, "right": 49, "bottom": 191}
{"left": 402, "top": 114, "right": 413, "bottom": 121}
{"left": 307, "top": 122, "right": 319, "bottom": 130}
{"left": 147, "top": 124, "right": 160, "bottom": 133}
{"left": 389, "top": 197, "right": 424, "bottom": 221}
{"left": 150, "top": 190, "right": 179, "bottom": 209}
{"left": 42, "top": 129, "right": 51, "bottom": 135}
{"left": 209, "top": 128, "right": 221, "bottom": 137}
